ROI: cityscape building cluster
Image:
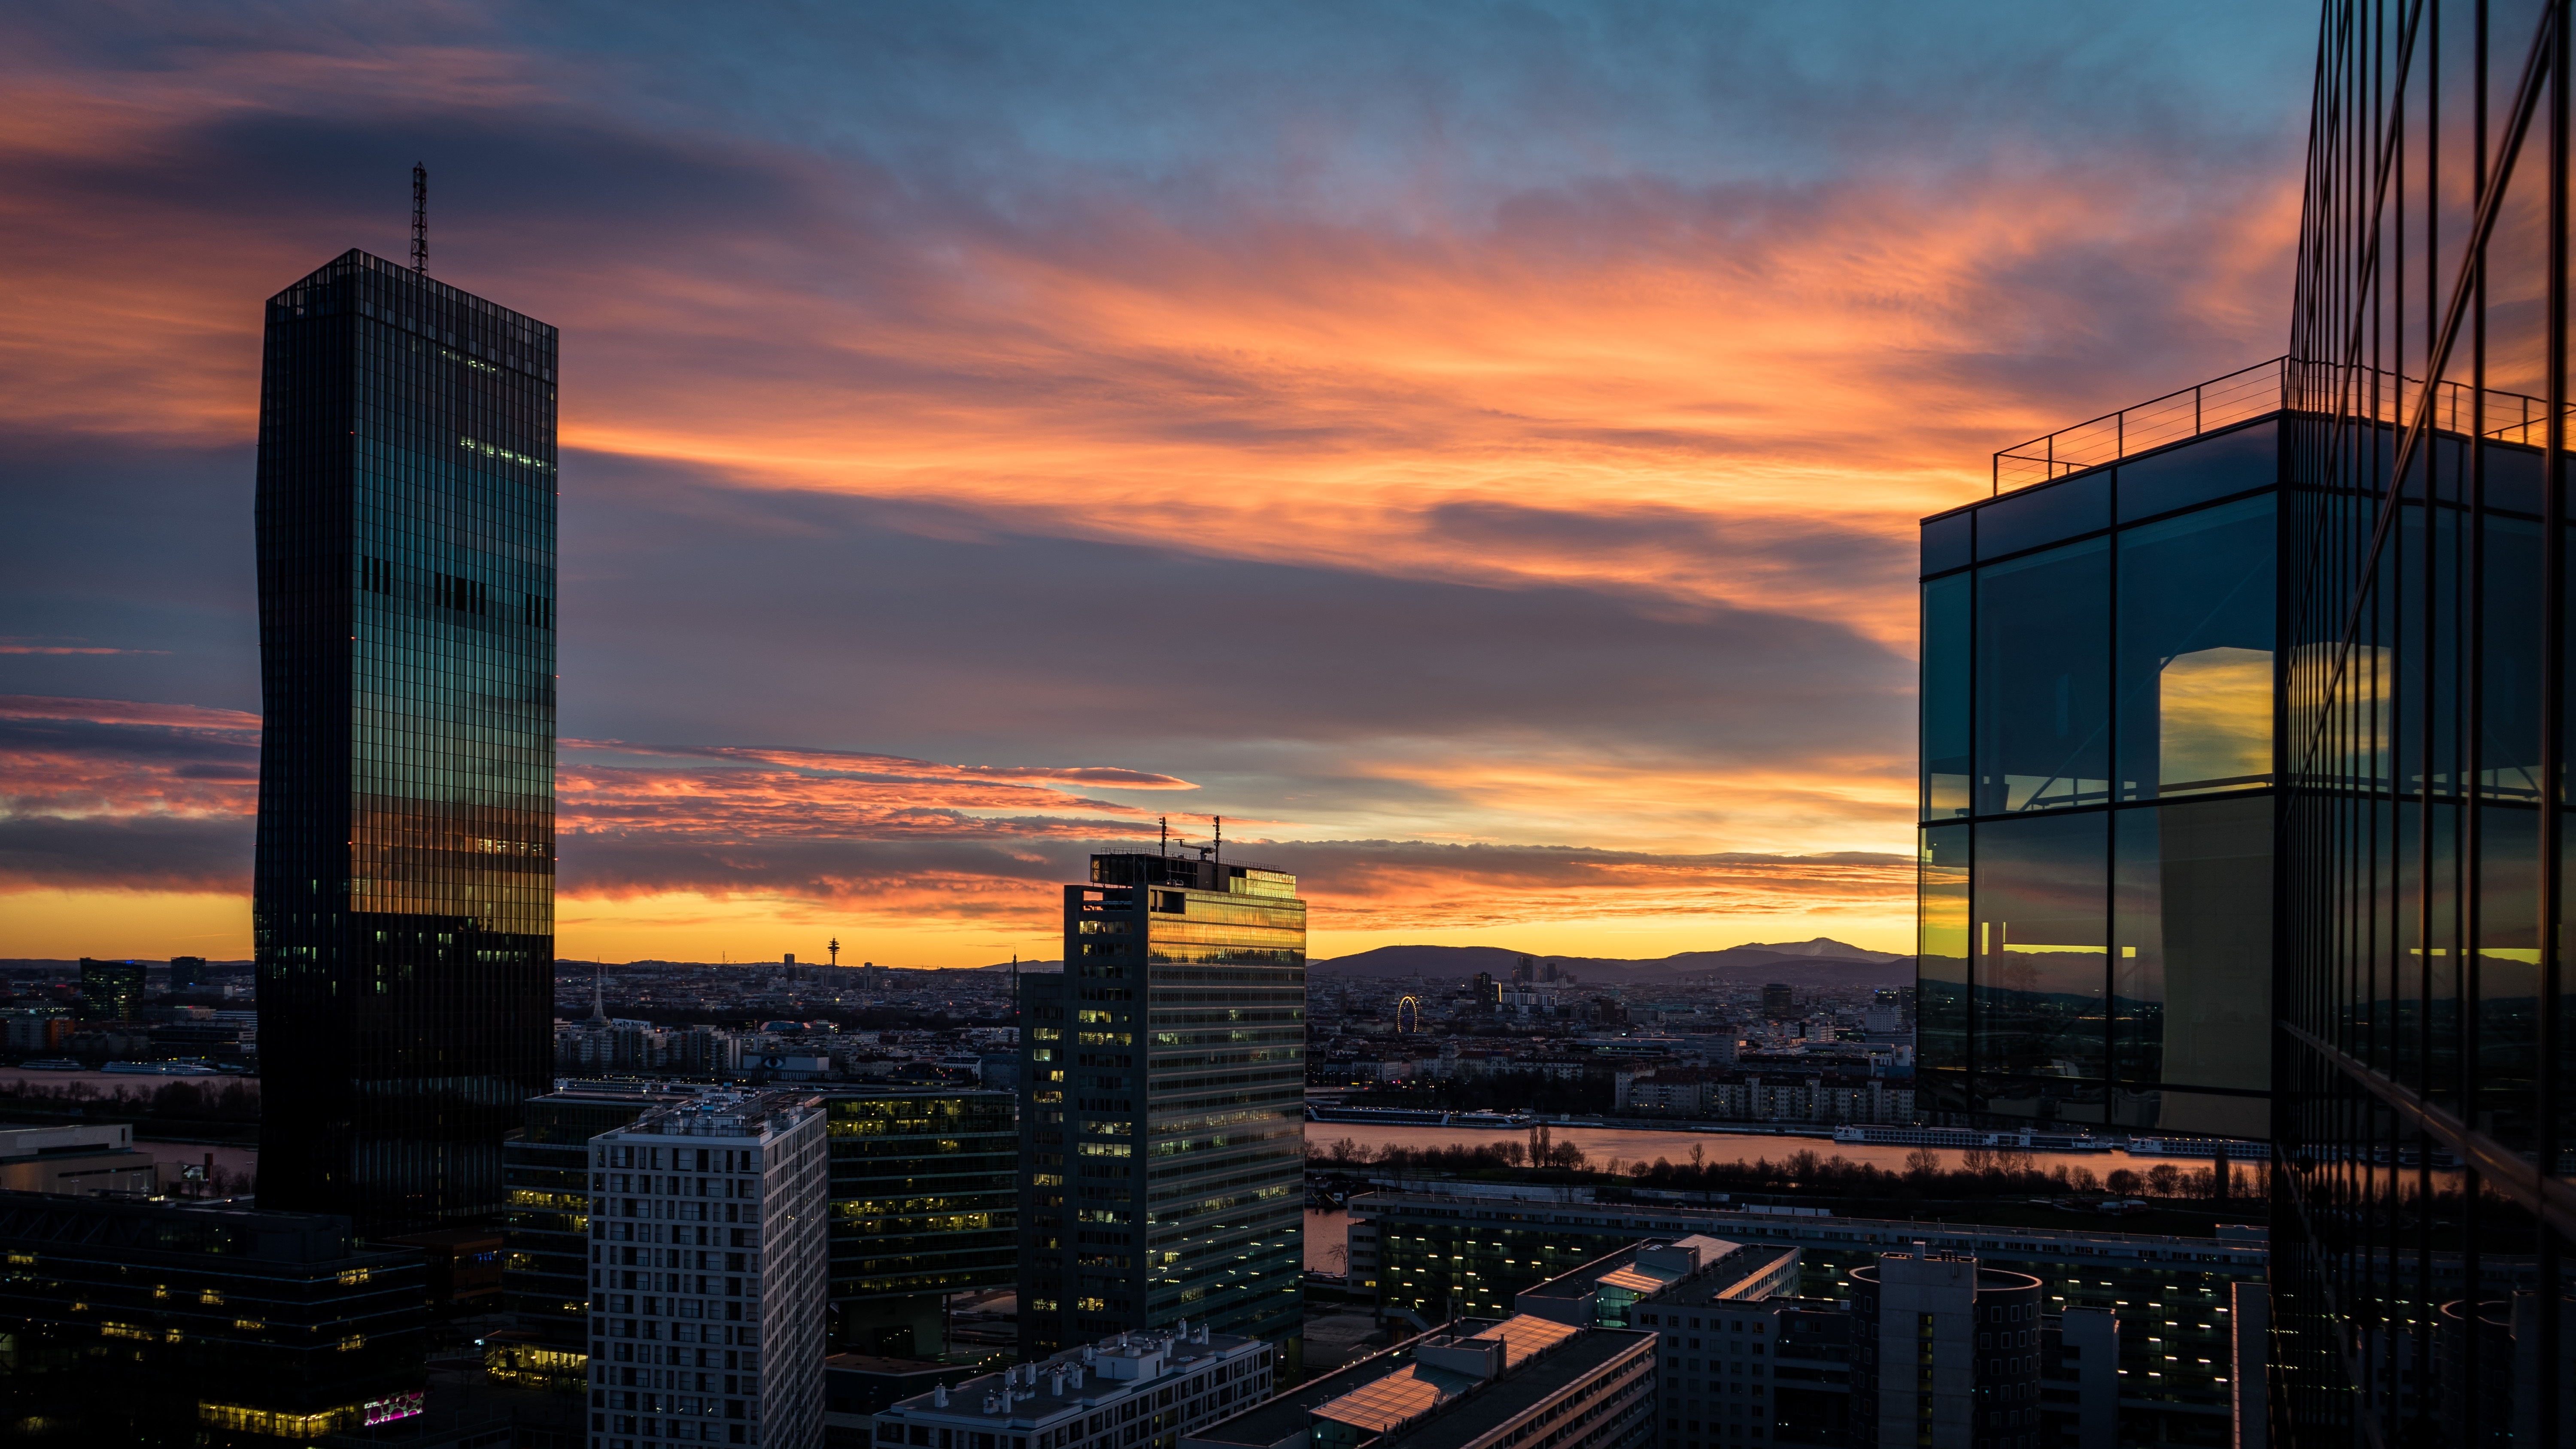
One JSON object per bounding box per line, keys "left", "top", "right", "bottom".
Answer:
{"left": 16, "top": 6, "right": 2576, "bottom": 1442}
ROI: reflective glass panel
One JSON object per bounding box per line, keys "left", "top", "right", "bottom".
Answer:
{"left": 1972, "top": 811, "right": 2106, "bottom": 1084}
{"left": 1918, "top": 823, "right": 1969, "bottom": 1081}
{"left": 1978, "top": 471, "right": 2110, "bottom": 560}
{"left": 2114, "top": 419, "right": 2278, "bottom": 522}
{"left": 1921, "top": 510, "right": 1971, "bottom": 576}
{"left": 2111, "top": 796, "right": 2271, "bottom": 1137}
{"left": 1975, "top": 538, "right": 2110, "bottom": 814}
{"left": 1921, "top": 575, "right": 1971, "bottom": 820}
{"left": 2115, "top": 493, "right": 2275, "bottom": 800}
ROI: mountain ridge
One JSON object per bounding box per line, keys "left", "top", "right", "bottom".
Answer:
{"left": 1305, "top": 937, "right": 1911, "bottom": 985}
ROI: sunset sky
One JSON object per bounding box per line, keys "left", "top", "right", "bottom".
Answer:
{"left": 0, "top": 2, "right": 2315, "bottom": 968}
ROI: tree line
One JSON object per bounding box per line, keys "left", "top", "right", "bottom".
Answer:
{"left": 1307, "top": 1133, "right": 2260, "bottom": 1202}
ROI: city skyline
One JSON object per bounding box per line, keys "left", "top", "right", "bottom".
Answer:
{"left": 2, "top": 4, "right": 2315, "bottom": 969}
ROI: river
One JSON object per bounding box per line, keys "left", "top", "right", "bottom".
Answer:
{"left": 1296, "top": 1120, "right": 2252, "bottom": 1272}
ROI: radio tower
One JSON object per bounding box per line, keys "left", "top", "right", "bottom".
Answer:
{"left": 410, "top": 163, "right": 428, "bottom": 274}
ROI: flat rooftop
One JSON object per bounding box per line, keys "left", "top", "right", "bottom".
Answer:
{"left": 1187, "top": 1316, "right": 1648, "bottom": 1449}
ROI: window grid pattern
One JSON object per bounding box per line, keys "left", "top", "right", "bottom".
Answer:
{"left": 1020, "top": 856, "right": 1306, "bottom": 1373}
{"left": 1916, "top": 424, "right": 2281, "bottom": 1137}
{"left": 2277, "top": 1, "right": 2576, "bottom": 1442}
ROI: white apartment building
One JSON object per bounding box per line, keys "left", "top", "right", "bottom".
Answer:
{"left": 589, "top": 1091, "right": 829, "bottom": 1449}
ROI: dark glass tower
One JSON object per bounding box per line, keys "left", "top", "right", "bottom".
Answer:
{"left": 255, "top": 249, "right": 557, "bottom": 1236}
{"left": 1921, "top": 1, "right": 2576, "bottom": 1431}
{"left": 1018, "top": 852, "right": 1307, "bottom": 1372}
{"left": 2273, "top": 3, "right": 2575, "bottom": 1439}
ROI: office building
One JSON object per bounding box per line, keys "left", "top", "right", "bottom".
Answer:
{"left": 820, "top": 1088, "right": 1017, "bottom": 1357}
{"left": 875, "top": 1323, "right": 1269, "bottom": 1449}
{"left": 254, "top": 248, "right": 558, "bottom": 1236}
{"left": 78, "top": 958, "right": 143, "bottom": 1021}
{"left": 0, "top": 1188, "right": 428, "bottom": 1442}
{"left": 1184, "top": 1313, "right": 1652, "bottom": 1449}
{"left": 492, "top": 1081, "right": 707, "bottom": 1390}
{"left": 588, "top": 1090, "right": 828, "bottom": 1449}
{"left": 1760, "top": 984, "right": 1794, "bottom": 1021}
{"left": 1351, "top": 1190, "right": 2256, "bottom": 1444}
{"left": 1509, "top": 1235, "right": 1809, "bottom": 1448}
{"left": 0, "top": 1122, "right": 161, "bottom": 1196}
{"left": 1, "top": 1006, "right": 72, "bottom": 1055}
{"left": 1629, "top": 1279, "right": 1859, "bottom": 1449}
{"left": 1849, "top": 1249, "right": 2041, "bottom": 1449}
{"left": 169, "top": 956, "right": 208, "bottom": 993}
{"left": 1018, "top": 852, "right": 1306, "bottom": 1367}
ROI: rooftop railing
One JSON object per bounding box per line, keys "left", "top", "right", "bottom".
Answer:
{"left": 1992, "top": 358, "right": 2287, "bottom": 494}
{"left": 1990, "top": 355, "right": 2571, "bottom": 496}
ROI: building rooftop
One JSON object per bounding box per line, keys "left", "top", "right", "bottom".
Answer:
{"left": 881, "top": 1324, "right": 1264, "bottom": 1430}
{"left": 0, "top": 1121, "right": 140, "bottom": 1162}
{"left": 612, "top": 1089, "right": 820, "bottom": 1139}
{"left": 1185, "top": 1314, "right": 1645, "bottom": 1449}
{"left": 0, "top": 1187, "right": 405, "bottom": 1267}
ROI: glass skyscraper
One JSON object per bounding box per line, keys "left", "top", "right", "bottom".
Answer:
{"left": 255, "top": 248, "right": 558, "bottom": 1236}
{"left": 1923, "top": 3, "right": 2576, "bottom": 1436}
{"left": 2271, "top": 2, "right": 2574, "bottom": 1440}
{"left": 1017, "top": 852, "right": 1307, "bottom": 1372}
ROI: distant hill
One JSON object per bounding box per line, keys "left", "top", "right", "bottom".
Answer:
{"left": 1309, "top": 938, "right": 1910, "bottom": 989}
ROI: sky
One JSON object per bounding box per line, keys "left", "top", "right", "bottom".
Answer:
{"left": 0, "top": 2, "right": 2318, "bottom": 968}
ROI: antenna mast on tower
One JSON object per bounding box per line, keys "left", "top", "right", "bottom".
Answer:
{"left": 410, "top": 163, "right": 428, "bottom": 274}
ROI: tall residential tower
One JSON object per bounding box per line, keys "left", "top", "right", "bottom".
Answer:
{"left": 1019, "top": 853, "right": 1307, "bottom": 1371}
{"left": 255, "top": 249, "right": 558, "bottom": 1235}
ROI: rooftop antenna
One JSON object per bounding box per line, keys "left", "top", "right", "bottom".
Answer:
{"left": 410, "top": 163, "right": 428, "bottom": 275}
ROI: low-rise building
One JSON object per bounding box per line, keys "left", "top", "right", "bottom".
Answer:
{"left": 1, "top": 1005, "right": 73, "bottom": 1054}
{"left": 1512, "top": 1232, "right": 1815, "bottom": 1449}
{"left": 1614, "top": 1070, "right": 1915, "bottom": 1126}
{"left": 1351, "top": 1191, "right": 2257, "bottom": 1446}
{"left": 1183, "top": 1313, "right": 1653, "bottom": 1449}
{"left": 876, "top": 1323, "right": 1270, "bottom": 1449}
{"left": 0, "top": 1122, "right": 160, "bottom": 1197}
{"left": 0, "top": 1188, "right": 428, "bottom": 1442}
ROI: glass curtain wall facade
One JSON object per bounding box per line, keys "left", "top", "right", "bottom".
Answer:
{"left": 2273, "top": 1, "right": 2576, "bottom": 1441}
{"left": 255, "top": 249, "right": 558, "bottom": 1236}
{"left": 820, "top": 1088, "right": 1018, "bottom": 1357}
{"left": 1018, "top": 853, "right": 1306, "bottom": 1373}
{"left": 1919, "top": 419, "right": 2282, "bottom": 1138}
